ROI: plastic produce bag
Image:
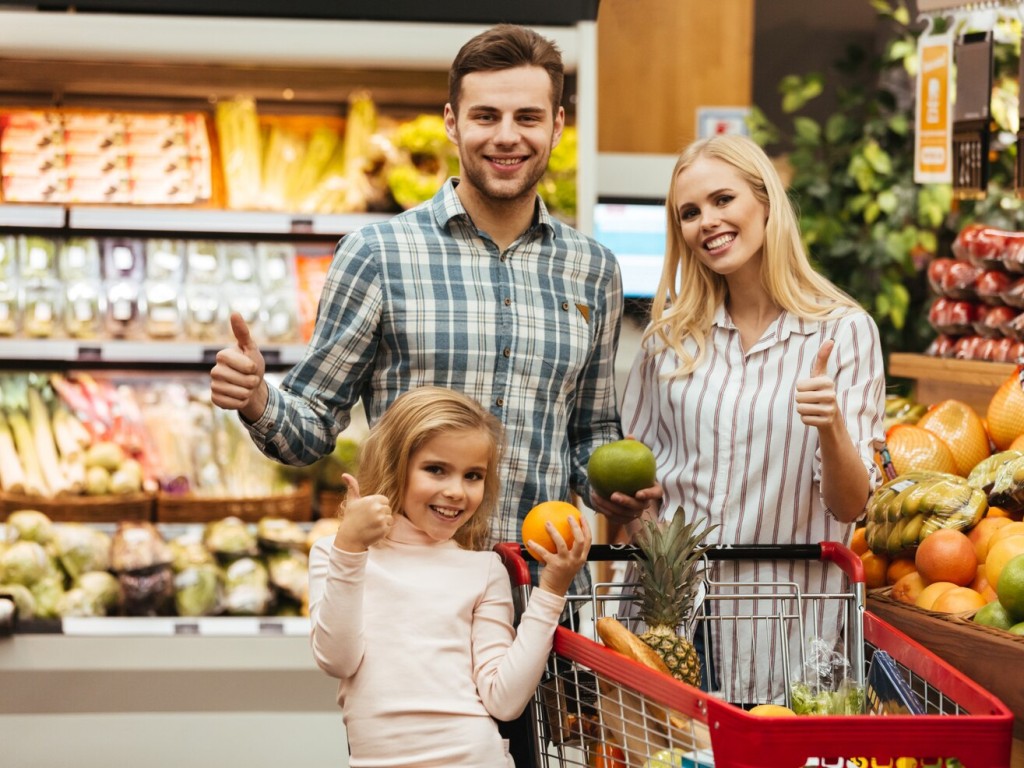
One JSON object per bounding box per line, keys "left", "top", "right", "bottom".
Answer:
{"left": 790, "top": 637, "right": 864, "bottom": 715}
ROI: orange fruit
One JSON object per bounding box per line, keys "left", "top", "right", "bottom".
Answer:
{"left": 915, "top": 581, "right": 958, "bottom": 610}
{"left": 995, "top": 552, "right": 1024, "bottom": 621}
{"left": 988, "top": 521, "right": 1024, "bottom": 548}
{"left": 850, "top": 526, "right": 869, "bottom": 556}
{"left": 861, "top": 550, "right": 889, "bottom": 589}
{"left": 986, "top": 505, "right": 1012, "bottom": 519}
{"left": 885, "top": 424, "right": 958, "bottom": 476}
{"left": 967, "top": 516, "right": 1013, "bottom": 563}
{"left": 891, "top": 571, "right": 929, "bottom": 605}
{"left": 916, "top": 399, "right": 991, "bottom": 477}
{"left": 521, "top": 501, "right": 582, "bottom": 557}
{"left": 984, "top": 535, "right": 1024, "bottom": 588}
{"left": 930, "top": 586, "right": 987, "bottom": 614}
{"left": 886, "top": 556, "right": 917, "bottom": 586}
{"left": 747, "top": 704, "right": 797, "bottom": 717}
{"left": 970, "top": 564, "right": 992, "bottom": 594}
{"left": 1011, "top": 434, "right": 1024, "bottom": 452}
{"left": 914, "top": 528, "right": 978, "bottom": 586}
{"left": 986, "top": 367, "right": 1024, "bottom": 450}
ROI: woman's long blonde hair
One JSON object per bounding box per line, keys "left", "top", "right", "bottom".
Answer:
{"left": 352, "top": 386, "right": 505, "bottom": 551}
{"left": 645, "top": 134, "right": 860, "bottom": 376}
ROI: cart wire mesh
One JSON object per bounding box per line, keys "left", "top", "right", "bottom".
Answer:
{"left": 495, "top": 542, "right": 1013, "bottom": 768}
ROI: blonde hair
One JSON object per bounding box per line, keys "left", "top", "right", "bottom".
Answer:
{"left": 353, "top": 386, "right": 505, "bottom": 550}
{"left": 645, "top": 134, "right": 861, "bottom": 376}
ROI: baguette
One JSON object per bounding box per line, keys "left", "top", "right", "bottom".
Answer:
{"left": 596, "top": 617, "right": 712, "bottom": 759}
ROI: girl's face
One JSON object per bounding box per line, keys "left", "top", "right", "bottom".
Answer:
{"left": 402, "top": 428, "right": 492, "bottom": 542}
{"left": 674, "top": 155, "right": 769, "bottom": 282}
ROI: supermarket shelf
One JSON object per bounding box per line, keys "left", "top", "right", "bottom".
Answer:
{"left": 0, "top": 203, "right": 391, "bottom": 238}
{"left": 0, "top": 10, "right": 582, "bottom": 70}
{"left": 0, "top": 338, "right": 307, "bottom": 367}
{"left": 889, "top": 352, "right": 1017, "bottom": 413}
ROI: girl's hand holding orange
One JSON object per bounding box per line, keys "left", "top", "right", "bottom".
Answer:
{"left": 526, "top": 507, "right": 593, "bottom": 597}
{"left": 333, "top": 473, "right": 394, "bottom": 553}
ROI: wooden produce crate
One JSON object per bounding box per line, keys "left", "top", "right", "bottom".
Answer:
{"left": 316, "top": 489, "right": 346, "bottom": 520}
{"left": 0, "top": 491, "right": 155, "bottom": 523}
{"left": 868, "top": 590, "right": 1024, "bottom": 758}
{"left": 155, "top": 482, "right": 312, "bottom": 524}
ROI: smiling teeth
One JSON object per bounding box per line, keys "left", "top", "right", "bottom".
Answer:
{"left": 705, "top": 234, "right": 734, "bottom": 250}
{"left": 493, "top": 158, "right": 520, "bottom": 165}
{"left": 432, "top": 506, "right": 461, "bottom": 519}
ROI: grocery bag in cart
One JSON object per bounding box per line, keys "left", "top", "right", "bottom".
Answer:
{"left": 495, "top": 542, "right": 1013, "bottom": 768}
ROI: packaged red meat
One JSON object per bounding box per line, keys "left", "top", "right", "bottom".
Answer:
{"left": 952, "top": 223, "right": 1013, "bottom": 269}
{"left": 925, "top": 333, "right": 958, "bottom": 357}
{"left": 939, "top": 260, "right": 982, "bottom": 299}
{"left": 1002, "top": 276, "right": 1024, "bottom": 309}
{"left": 977, "top": 337, "right": 1017, "bottom": 362}
{"left": 953, "top": 334, "right": 987, "bottom": 360}
{"left": 974, "top": 269, "right": 1013, "bottom": 305}
{"left": 928, "top": 296, "right": 980, "bottom": 336}
{"left": 1005, "top": 311, "right": 1024, "bottom": 342}
{"left": 973, "top": 304, "right": 1019, "bottom": 338}
{"left": 926, "top": 257, "right": 956, "bottom": 295}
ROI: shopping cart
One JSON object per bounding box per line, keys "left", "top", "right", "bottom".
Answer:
{"left": 495, "top": 542, "right": 1013, "bottom": 768}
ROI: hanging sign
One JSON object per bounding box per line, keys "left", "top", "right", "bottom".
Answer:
{"left": 914, "top": 32, "right": 953, "bottom": 184}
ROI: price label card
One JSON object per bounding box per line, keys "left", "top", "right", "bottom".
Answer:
{"left": 914, "top": 33, "right": 953, "bottom": 184}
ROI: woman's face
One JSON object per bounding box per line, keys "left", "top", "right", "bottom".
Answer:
{"left": 402, "top": 428, "right": 491, "bottom": 542}
{"left": 673, "top": 155, "right": 769, "bottom": 282}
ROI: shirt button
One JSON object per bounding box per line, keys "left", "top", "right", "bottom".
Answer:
{"left": 561, "top": 301, "right": 569, "bottom": 311}
{"left": 500, "top": 254, "right": 507, "bottom": 262}
{"left": 495, "top": 397, "right": 504, "bottom": 407}
{"left": 504, "top": 298, "right": 512, "bottom": 306}
{"left": 503, "top": 347, "right": 511, "bottom": 357}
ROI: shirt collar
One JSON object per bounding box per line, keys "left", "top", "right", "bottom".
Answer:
{"left": 712, "top": 304, "right": 823, "bottom": 343}
{"left": 432, "top": 177, "right": 555, "bottom": 238}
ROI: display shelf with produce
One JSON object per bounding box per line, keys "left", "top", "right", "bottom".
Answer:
{"left": 889, "top": 353, "right": 1017, "bottom": 416}
{"left": 0, "top": 8, "right": 599, "bottom": 768}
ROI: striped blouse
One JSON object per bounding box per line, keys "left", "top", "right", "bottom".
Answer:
{"left": 621, "top": 303, "right": 886, "bottom": 702}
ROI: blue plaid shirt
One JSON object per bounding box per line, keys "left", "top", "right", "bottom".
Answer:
{"left": 246, "top": 179, "right": 623, "bottom": 592}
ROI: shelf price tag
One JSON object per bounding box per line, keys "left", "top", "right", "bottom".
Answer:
{"left": 914, "top": 31, "right": 953, "bottom": 184}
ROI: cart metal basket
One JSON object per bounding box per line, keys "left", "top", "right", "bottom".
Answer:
{"left": 495, "top": 542, "right": 1013, "bottom": 768}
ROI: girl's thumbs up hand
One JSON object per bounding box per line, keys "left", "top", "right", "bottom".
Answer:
{"left": 333, "top": 472, "right": 395, "bottom": 552}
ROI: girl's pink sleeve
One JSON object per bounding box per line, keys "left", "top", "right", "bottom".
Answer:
{"left": 308, "top": 536, "right": 368, "bottom": 679}
{"left": 471, "top": 554, "right": 566, "bottom": 721}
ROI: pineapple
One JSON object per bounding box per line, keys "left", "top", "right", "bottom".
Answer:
{"left": 633, "top": 507, "right": 717, "bottom": 688}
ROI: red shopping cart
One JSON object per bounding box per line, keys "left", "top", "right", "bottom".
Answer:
{"left": 495, "top": 542, "right": 1013, "bottom": 768}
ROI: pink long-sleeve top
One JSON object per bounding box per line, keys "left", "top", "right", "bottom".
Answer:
{"left": 308, "top": 514, "right": 565, "bottom": 767}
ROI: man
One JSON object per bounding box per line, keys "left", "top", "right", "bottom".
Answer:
{"left": 211, "top": 23, "right": 644, "bottom": 575}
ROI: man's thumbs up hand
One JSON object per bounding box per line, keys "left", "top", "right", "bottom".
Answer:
{"left": 210, "top": 311, "right": 269, "bottom": 420}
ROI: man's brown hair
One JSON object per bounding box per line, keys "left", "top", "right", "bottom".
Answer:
{"left": 448, "top": 24, "right": 565, "bottom": 116}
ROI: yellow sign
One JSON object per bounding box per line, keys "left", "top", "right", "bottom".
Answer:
{"left": 914, "top": 34, "right": 953, "bottom": 184}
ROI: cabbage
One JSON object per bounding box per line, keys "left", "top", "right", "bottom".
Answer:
{"left": 256, "top": 518, "right": 306, "bottom": 551}
{"left": 6, "top": 509, "right": 54, "bottom": 545}
{"left": 267, "top": 550, "right": 308, "bottom": 602}
{"left": 0, "top": 583, "right": 37, "bottom": 620}
{"left": 790, "top": 680, "right": 864, "bottom": 715}
{"left": 174, "top": 563, "right": 223, "bottom": 617}
{"left": 75, "top": 570, "right": 122, "bottom": 614}
{"left": 0, "top": 540, "right": 55, "bottom": 586}
{"left": 204, "top": 517, "right": 257, "bottom": 558}
{"left": 53, "top": 523, "right": 111, "bottom": 579}
{"left": 169, "top": 535, "right": 215, "bottom": 572}
{"left": 223, "top": 557, "right": 272, "bottom": 615}
{"left": 30, "top": 573, "right": 66, "bottom": 619}
{"left": 57, "top": 587, "right": 104, "bottom": 618}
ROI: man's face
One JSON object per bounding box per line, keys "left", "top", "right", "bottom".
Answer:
{"left": 444, "top": 65, "right": 564, "bottom": 207}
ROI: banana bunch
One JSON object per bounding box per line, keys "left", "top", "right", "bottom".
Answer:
{"left": 882, "top": 395, "right": 927, "bottom": 432}
{"left": 971, "top": 450, "right": 1024, "bottom": 513}
{"left": 865, "top": 471, "right": 988, "bottom": 556}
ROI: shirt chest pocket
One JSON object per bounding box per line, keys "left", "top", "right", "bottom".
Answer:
{"left": 528, "top": 300, "right": 594, "bottom": 382}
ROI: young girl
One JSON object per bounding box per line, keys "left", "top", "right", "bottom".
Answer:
{"left": 308, "top": 386, "right": 591, "bottom": 767}
{"left": 618, "top": 135, "right": 886, "bottom": 702}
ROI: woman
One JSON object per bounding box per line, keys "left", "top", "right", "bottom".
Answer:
{"left": 620, "top": 134, "right": 886, "bottom": 703}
